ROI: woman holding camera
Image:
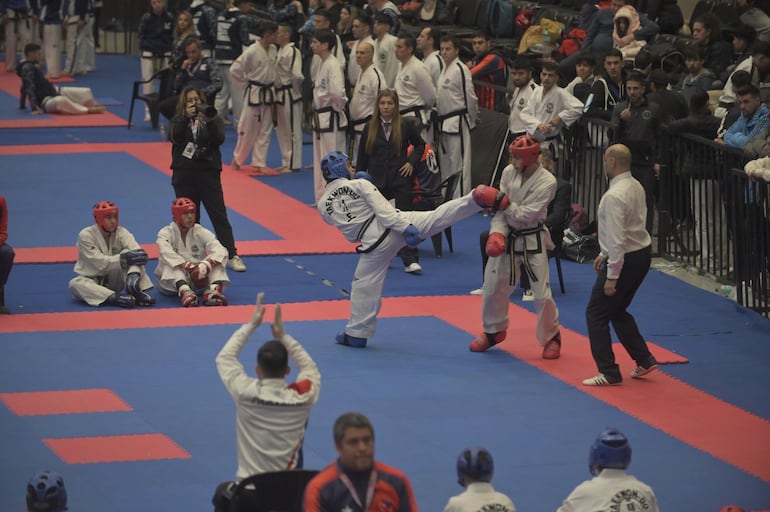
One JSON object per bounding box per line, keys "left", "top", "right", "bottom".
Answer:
{"left": 169, "top": 86, "right": 247, "bottom": 272}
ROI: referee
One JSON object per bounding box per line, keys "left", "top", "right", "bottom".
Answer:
{"left": 583, "top": 144, "right": 658, "bottom": 386}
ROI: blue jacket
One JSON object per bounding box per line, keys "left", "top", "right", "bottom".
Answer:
{"left": 724, "top": 103, "right": 769, "bottom": 149}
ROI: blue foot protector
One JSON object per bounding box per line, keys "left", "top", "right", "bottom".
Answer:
{"left": 335, "top": 332, "right": 368, "bottom": 348}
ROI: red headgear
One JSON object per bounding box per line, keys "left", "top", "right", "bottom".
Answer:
{"left": 93, "top": 201, "right": 118, "bottom": 232}
{"left": 509, "top": 135, "right": 540, "bottom": 168}
{"left": 172, "top": 197, "right": 196, "bottom": 226}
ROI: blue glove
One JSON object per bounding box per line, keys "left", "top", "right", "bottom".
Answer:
{"left": 120, "top": 249, "right": 148, "bottom": 268}
{"left": 403, "top": 224, "right": 422, "bottom": 248}
{"left": 125, "top": 272, "right": 141, "bottom": 294}
{"left": 355, "top": 171, "right": 373, "bottom": 182}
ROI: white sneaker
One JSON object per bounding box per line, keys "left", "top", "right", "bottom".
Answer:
{"left": 469, "top": 287, "right": 484, "bottom": 295}
{"left": 228, "top": 255, "right": 247, "bottom": 272}
{"left": 522, "top": 289, "right": 534, "bottom": 301}
{"left": 143, "top": 111, "right": 151, "bottom": 122}
{"left": 630, "top": 363, "right": 658, "bottom": 379}
{"left": 582, "top": 374, "right": 622, "bottom": 386}
{"left": 404, "top": 262, "right": 423, "bottom": 274}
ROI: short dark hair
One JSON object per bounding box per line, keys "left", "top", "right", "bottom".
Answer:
{"left": 689, "top": 88, "right": 709, "bottom": 114}
{"left": 374, "top": 12, "right": 392, "bottom": 26}
{"left": 261, "top": 20, "right": 278, "bottom": 35}
{"left": 440, "top": 34, "right": 461, "bottom": 49}
{"left": 731, "top": 69, "right": 752, "bottom": 88}
{"left": 603, "top": 48, "right": 624, "bottom": 62}
{"left": 398, "top": 34, "right": 416, "bottom": 52}
{"left": 683, "top": 45, "right": 705, "bottom": 61}
{"left": 472, "top": 30, "right": 490, "bottom": 40}
{"left": 185, "top": 37, "right": 202, "bottom": 50}
{"left": 541, "top": 60, "right": 559, "bottom": 74}
{"left": 422, "top": 27, "right": 440, "bottom": 51}
{"left": 278, "top": 22, "right": 294, "bottom": 38}
{"left": 694, "top": 13, "right": 722, "bottom": 44}
{"left": 626, "top": 71, "right": 647, "bottom": 86}
{"left": 633, "top": 49, "right": 652, "bottom": 70}
{"left": 751, "top": 40, "right": 770, "bottom": 58}
{"left": 735, "top": 84, "right": 760, "bottom": 98}
{"left": 575, "top": 53, "right": 596, "bottom": 67}
{"left": 333, "top": 412, "right": 374, "bottom": 446}
{"left": 314, "top": 8, "right": 331, "bottom": 22}
{"left": 257, "top": 340, "right": 289, "bottom": 378}
{"left": 24, "top": 43, "right": 41, "bottom": 55}
{"left": 354, "top": 12, "right": 372, "bottom": 27}
{"left": 733, "top": 24, "right": 756, "bottom": 43}
{"left": 511, "top": 57, "right": 532, "bottom": 71}
{"left": 313, "top": 28, "right": 336, "bottom": 50}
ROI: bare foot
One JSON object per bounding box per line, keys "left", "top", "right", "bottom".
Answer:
{"left": 231, "top": 160, "right": 241, "bottom": 170}
{"left": 87, "top": 106, "right": 106, "bottom": 114}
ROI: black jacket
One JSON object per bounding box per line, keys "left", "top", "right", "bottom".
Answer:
{"left": 169, "top": 114, "right": 226, "bottom": 173}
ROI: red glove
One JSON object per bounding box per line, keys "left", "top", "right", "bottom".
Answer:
{"left": 191, "top": 258, "right": 214, "bottom": 281}
{"left": 486, "top": 232, "right": 506, "bottom": 257}
{"left": 183, "top": 261, "right": 197, "bottom": 274}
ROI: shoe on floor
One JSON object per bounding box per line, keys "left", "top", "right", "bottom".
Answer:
{"left": 542, "top": 332, "right": 561, "bottom": 359}
{"left": 469, "top": 331, "right": 506, "bottom": 352}
{"left": 630, "top": 363, "right": 658, "bottom": 379}
{"left": 143, "top": 112, "right": 151, "bottom": 122}
{"left": 582, "top": 373, "right": 622, "bottom": 386}
{"left": 228, "top": 255, "right": 247, "bottom": 272}
{"left": 405, "top": 262, "right": 423, "bottom": 274}
{"left": 469, "top": 287, "right": 483, "bottom": 295}
{"left": 335, "top": 331, "right": 368, "bottom": 348}
{"left": 522, "top": 289, "right": 534, "bottom": 301}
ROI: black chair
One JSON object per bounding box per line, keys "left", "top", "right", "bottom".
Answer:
{"left": 548, "top": 207, "right": 573, "bottom": 294}
{"left": 230, "top": 469, "right": 319, "bottom": 512}
{"left": 128, "top": 67, "right": 175, "bottom": 129}
{"left": 413, "top": 170, "right": 462, "bottom": 258}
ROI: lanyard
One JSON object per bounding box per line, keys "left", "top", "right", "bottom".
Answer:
{"left": 338, "top": 469, "right": 377, "bottom": 511}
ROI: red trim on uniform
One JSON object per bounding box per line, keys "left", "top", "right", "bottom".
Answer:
{"left": 287, "top": 379, "right": 313, "bottom": 395}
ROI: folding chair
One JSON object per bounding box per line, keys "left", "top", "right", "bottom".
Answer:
{"left": 549, "top": 207, "right": 573, "bottom": 294}
{"left": 128, "top": 67, "right": 175, "bottom": 129}
{"left": 229, "top": 469, "right": 319, "bottom": 512}
{"left": 412, "top": 171, "right": 463, "bottom": 258}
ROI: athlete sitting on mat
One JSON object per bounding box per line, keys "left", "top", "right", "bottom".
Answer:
{"left": 316, "top": 150, "right": 511, "bottom": 348}
{"left": 69, "top": 201, "right": 155, "bottom": 308}
{"left": 155, "top": 197, "right": 230, "bottom": 307}
{"left": 17, "top": 43, "right": 106, "bottom": 115}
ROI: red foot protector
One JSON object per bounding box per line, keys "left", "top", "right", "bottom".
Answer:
{"left": 0, "top": 389, "right": 132, "bottom": 416}
{"left": 44, "top": 433, "right": 191, "bottom": 463}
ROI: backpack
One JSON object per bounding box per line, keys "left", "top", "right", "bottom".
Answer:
{"left": 569, "top": 203, "right": 589, "bottom": 232}
{"left": 559, "top": 27, "right": 586, "bottom": 57}
{"left": 562, "top": 228, "right": 600, "bottom": 263}
{"left": 487, "top": 0, "right": 515, "bottom": 38}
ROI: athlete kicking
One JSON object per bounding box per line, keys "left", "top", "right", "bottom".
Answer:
{"left": 317, "top": 150, "right": 510, "bottom": 348}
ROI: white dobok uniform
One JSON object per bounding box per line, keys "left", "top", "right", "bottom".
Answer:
{"left": 275, "top": 42, "right": 304, "bottom": 171}
{"left": 348, "top": 64, "right": 385, "bottom": 165}
{"left": 155, "top": 222, "right": 230, "bottom": 294}
{"left": 43, "top": 86, "right": 98, "bottom": 114}
{"left": 520, "top": 85, "right": 584, "bottom": 150}
{"left": 346, "top": 36, "right": 374, "bottom": 86}
{"left": 557, "top": 469, "right": 659, "bottom": 512}
{"left": 373, "top": 32, "right": 398, "bottom": 88}
{"left": 395, "top": 55, "right": 436, "bottom": 142}
{"left": 310, "top": 33, "right": 346, "bottom": 81}
{"left": 312, "top": 55, "right": 348, "bottom": 202}
{"left": 69, "top": 225, "right": 154, "bottom": 306}
{"left": 230, "top": 38, "right": 277, "bottom": 168}
{"left": 423, "top": 50, "right": 444, "bottom": 87}
{"left": 443, "top": 482, "right": 517, "bottom": 512}
{"left": 482, "top": 164, "right": 560, "bottom": 346}
{"left": 64, "top": 7, "right": 95, "bottom": 75}
{"left": 317, "top": 177, "right": 482, "bottom": 339}
{"left": 508, "top": 79, "right": 537, "bottom": 136}
{"left": 436, "top": 58, "right": 478, "bottom": 197}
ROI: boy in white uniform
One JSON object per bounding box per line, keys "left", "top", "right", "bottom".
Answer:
{"left": 444, "top": 447, "right": 516, "bottom": 512}
{"left": 274, "top": 23, "right": 304, "bottom": 173}
{"left": 69, "top": 201, "right": 155, "bottom": 308}
{"left": 155, "top": 197, "right": 230, "bottom": 307}
{"left": 317, "top": 151, "right": 510, "bottom": 348}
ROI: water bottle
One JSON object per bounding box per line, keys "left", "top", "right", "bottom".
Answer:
{"left": 718, "top": 285, "right": 736, "bottom": 301}
{"left": 159, "top": 123, "right": 167, "bottom": 141}
{"left": 542, "top": 29, "right": 551, "bottom": 45}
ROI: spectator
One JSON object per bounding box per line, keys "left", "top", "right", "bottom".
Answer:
{"left": 436, "top": 34, "right": 478, "bottom": 197}
{"left": 737, "top": 0, "right": 770, "bottom": 43}
{"left": 417, "top": 26, "right": 444, "bottom": 86}
{"left": 17, "top": 44, "right": 106, "bottom": 115}
{"left": 632, "top": 48, "right": 653, "bottom": 79}
{"left": 214, "top": 0, "right": 253, "bottom": 126}
{"left": 356, "top": 89, "right": 426, "bottom": 274}
{"left": 348, "top": 42, "right": 386, "bottom": 165}
{"left": 557, "top": 427, "right": 659, "bottom": 509}
{"left": 469, "top": 136, "right": 562, "bottom": 359}
{"left": 189, "top": 0, "right": 218, "bottom": 57}
{"left": 317, "top": 151, "right": 509, "bottom": 348}
{"left": 745, "top": 133, "right": 770, "bottom": 180}
{"left": 467, "top": 31, "right": 508, "bottom": 111}
{"left": 170, "top": 11, "right": 197, "bottom": 71}
{"left": 565, "top": 53, "right": 596, "bottom": 99}
{"left": 444, "top": 447, "right": 516, "bottom": 512}
{"left": 692, "top": 13, "right": 735, "bottom": 83}
{"left": 212, "top": 293, "right": 321, "bottom": 512}
{"left": 69, "top": 201, "right": 155, "bottom": 308}
{"left": 160, "top": 38, "right": 223, "bottom": 120}
{"left": 613, "top": 5, "right": 648, "bottom": 62}
{"left": 303, "top": 412, "right": 417, "bottom": 511}
{"left": 363, "top": 0, "right": 400, "bottom": 35}
{"left": 274, "top": 23, "right": 305, "bottom": 173}
{"left": 635, "top": 0, "right": 684, "bottom": 34}
{"left": 0, "top": 195, "right": 15, "bottom": 315}
{"left": 507, "top": 57, "right": 537, "bottom": 139}
{"left": 337, "top": 3, "right": 357, "bottom": 48}
{"left": 138, "top": 0, "right": 175, "bottom": 123}
{"left": 730, "top": 25, "right": 756, "bottom": 76}
{"left": 611, "top": 71, "right": 661, "bottom": 233}
{"left": 321, "top": 0, "right": 343, "bottom": 27}
{"left": 269, "top": 0, "right": 306, "bottom": 43}
{"left": 585, "top": 49, "right": 626, "bottom": 120}
{"left": 155, "top": 197, "right": 231, "bottom": 306}
{"left": 647, "top": 69, "right": 688, "bottom": 124}
{"left": 717, "top": 84, "right": 769, "bottom": 148}
{"left": 372, "top": 12, "right": 398, "bottom": 87}
{"left": 676, "top": 45, "right": 720, "bottom": 106}
{"left": 168, "top": 86, "right": 247, "bottom": 272}
{"left": 583, "top": 144, "right": 658, "bottom": 386}
{"left": 718, "top": 69, "right": 753, "bottom": 134}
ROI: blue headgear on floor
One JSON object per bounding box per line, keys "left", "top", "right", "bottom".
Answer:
{"left": 321, "top": 151, "right": 350, "bottom": 182}
{"left": 589, "top": 427, "right": 632, "bottom": 476}
{"left": 26, "top": 470, "right": 68, "bottom": 512}
{"left": 456, "top": 447, "right": 494, "bottom": 486}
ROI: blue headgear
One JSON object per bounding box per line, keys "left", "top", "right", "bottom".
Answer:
{"left": 589, "top": 427, "right": 632, "bottom": 476}
{"left": 321, "top": 151, "right": 350, "bottom": 182}
{"left": 26, "top": 470, "right": 68, "bottom": 512}
{"left": 456, "top": 447, "right": 494, "bottom": 486}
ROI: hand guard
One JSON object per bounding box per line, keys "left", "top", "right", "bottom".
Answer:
{"left": 403, "top": 224, "right": 422, "bottom": 248}
{"left": 183, "top": 261, "right": 197, "bottom": 274}
{"left": 120, "top": 249, "right": 148, "bottom": 268}
{"left": 125, "top": 272, "right": 141, "bottom": 294}
{"left": 486, "top": 232, "right": 507, "bottom": 257}
{"left": 354, "top": 171, "right": 373, "bottom": 181}
{"left": 472, "top": 185, "right": 510, "bottom": 212}
{"left": 191, "top": 259, "right": 214, "bottom": 281}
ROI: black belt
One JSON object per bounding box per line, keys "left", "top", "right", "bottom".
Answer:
{"left": 507, "top": 224, "right": 546, "bottom": 286}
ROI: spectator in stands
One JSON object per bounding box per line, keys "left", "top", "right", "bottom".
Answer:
{"left": 346, "top": 13, "right": 373, "bottom": 86}
{"left": 269, "top": 0, "right": 306, "bottom": 42}
{"left": 647, "top": 69, "right": 688, "bottom": 124}
{"left": 612, "top": 71, "right": 661, "bottom": 232}
{"left": 395, "top": 34, "right": 436, "bottom": 143}
{"left": 718, "top": 69, "right": 753, "bottom": 133}
{"left": 171, "top": 11, "right": 197, "bottom": 71}
{"left": 138, "top": 0, "right": 175, "bottom": 123}
{"left": 189, "top": 0, "right": 218, "bottom": 57}
{"left": 214, "top": 0, "right": 253, "bottom": 127}
{"left": 635, "top": 0, "right": 683, "bottom": 34}
{"left": 363, "top": 0, "right": 400, "bottom": 35}
{"left": 737, "top": 0, "right": 770, "bottom": 43}
{"left": 716, "top": 84, "right": 769, "bottom": 149}
{"left": 565, "top": 52, "right": 596, "bottom": 100}
{"left": 0, "top": 195, "right": 14, "bottom": 314}
{"left": 744, "top": 133, "right": 770, "bottom": 180}
{"left": 718, "top": 41, "right": 770, "bottom": 124}
{"left": 677, "top": 45, "right": 720, "bottom": 106}
{"left": 585, "top": 49, "right": 626, "bottom": 120}
{"left": 632, "top": 47, "right": 653, "bottom": 80}
{"left": 507, "top": 57, "right": 537, "bottom": 139}
{"left": 337, "top": 4, "right": 357, "bottom": 49}
{"left": 160, "top": 38, "right": 223, "bottom": 120}
{"left": 692, "top": 13, "right": 735, "bottom": 83}
{"left": 467, "top": 31, "right": 508, "bottom": 111}
{"left": 613, "top": 5, "right": 649, "bottom": 62}
{"left": 730, "top": 25, "right": 757, "bottom": 77}
{"left": 417, "top": 26, "right": 444, "bottom": 86}
{"left": 321, "top": 0, "right": 343, "bottom": 27}
{"left": 372, "top": 13, "right": 398, "bottom": 87}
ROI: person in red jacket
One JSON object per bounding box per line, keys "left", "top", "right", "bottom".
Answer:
{"left": 304, "top": 412, "right": 418, "bottom": 512}
{"left": 0, "top": 195, "right": 14, "bottom": 314}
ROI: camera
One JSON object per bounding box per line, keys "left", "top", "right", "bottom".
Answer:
{"left": 192, "top": 102, "right": 217, "bottom": 118}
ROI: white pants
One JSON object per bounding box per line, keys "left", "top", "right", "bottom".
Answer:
{"left": 481, "top": 239, "right": 560, "bottom": 346}
{"left": 346, "top": 193, "right": 482, "bottom": 338}
{"left": 215, "top": 63, "right": 243, "bottom": 123}
{"left": 69, "top": 265, "right": 153, "bottom": 306}
{"left": 233, "top": 103, "right": 273, "bottom": 167}
{"left": 43, "top": 24, "right": 63, "bottom": 76}
{"left": 29, "top": 17, "right": 41, "bottom": 45}
{"left": 140, "top": 55, "right": 169, "bottom": 96}
{"left": 156, "top": 262, "right": 230, "bottom": 295}
{"left": 437, "top": 125, "right": 472, "bottom": 198}
{"left": 65, "top": 18, "right": 95, "bottom": 75}
{"left": 3, "top": 16, "right": 32, "bottom": 70}
{"left": 313, "top": 129, "right": 347, "bottom": 202}
{"left": 43, "top": 87, "right": 96, "bottom": 114}
{"left": 275, "top": 99, "right": 303, "bottom": 170}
